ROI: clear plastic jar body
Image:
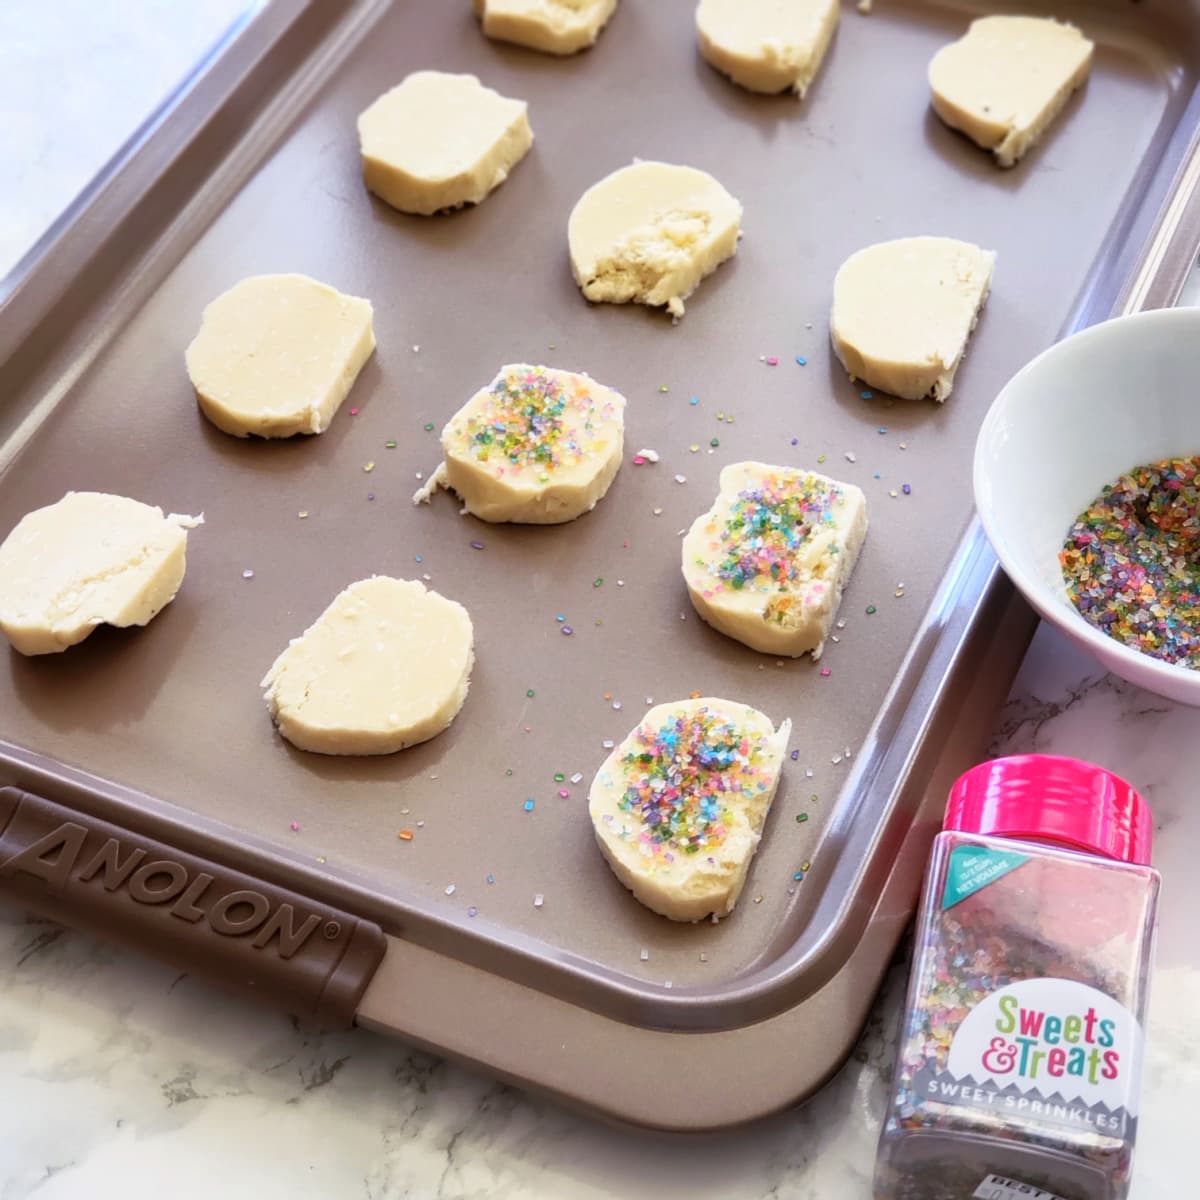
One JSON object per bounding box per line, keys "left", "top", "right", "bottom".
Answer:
{"left": 875, "top": 831, "right": 1158, "bottom": 1200}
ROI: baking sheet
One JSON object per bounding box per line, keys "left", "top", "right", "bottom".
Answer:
{"left": 0, "top": 0, "right": 1196, "bottom": 1027}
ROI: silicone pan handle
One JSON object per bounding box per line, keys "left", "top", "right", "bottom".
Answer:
{"left": 0, "top": 787, "right": 385, "bottom": 1027}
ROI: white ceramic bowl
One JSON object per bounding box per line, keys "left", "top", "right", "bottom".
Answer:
{"left": 974, "top": 306, "right": 1200, "bottom": 705}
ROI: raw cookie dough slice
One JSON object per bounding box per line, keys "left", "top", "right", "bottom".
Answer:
{"left": 568, "top": 161, "right": 742, "bottom": 319}
{"left": 261, "top": 577, "right": 473, "bottom": 756}
{"left": 0, "top": 492, "right": 197, "bottom": 656}
{"left": 831, "top": 236, "right": 995, "bottom": 402}
{"left": 696, "top": 0, "right": 839, "bottom": 97}
{"left": 589, "top": 697, "right": 791, "bottom": 922}
{"left": 683, "top": 462, "right": 866, "bottom": 659}
{"left": 929, "top": 16, "right": 1094, "bottom": 167}
{"left": 186, "top": 274, "right": 375, "bottom": 438}
{"left": 474, "top": 0, "right": 618, "bottom": 55}
{"left": 413, "top": 364, "right": 625, "bottom": 523}
{"left": 357, "top": 71, "right": 532, "bottom": 215}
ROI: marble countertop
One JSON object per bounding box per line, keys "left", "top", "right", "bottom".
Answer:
{"left": 3, "top": 6, "right": 1199, "bottom": 1198}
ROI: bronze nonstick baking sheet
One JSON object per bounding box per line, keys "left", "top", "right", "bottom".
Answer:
{"left": 1, "top": 0, "right": 1198, "bottom": 1032}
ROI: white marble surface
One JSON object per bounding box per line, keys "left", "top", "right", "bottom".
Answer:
{"left": 3, "top": 6, "right": 1200, "bottom": 1199}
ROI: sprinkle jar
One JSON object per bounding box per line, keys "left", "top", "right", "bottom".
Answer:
{"left": 875, "top": 755, "right": 1159, "bottom": 1200}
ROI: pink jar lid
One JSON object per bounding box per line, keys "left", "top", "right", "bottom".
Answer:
{"left": 945, "top": 754, "right": 1153, "bottom": 866}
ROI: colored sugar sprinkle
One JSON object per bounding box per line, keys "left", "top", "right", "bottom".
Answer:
{"left": 487, "top": 873, "right": 495, "bottom": 884}
{"left": 554, "top": 772, "right": 565, "bottom": 782}
{"left": 445, "top": 884, "right": 456, "bottom": 896}
{"left": 556, "top": 613, "right": 566, "bottom": 623}
{"left": 464, "top": 365, "right": 608, "bottom": 473}
{"left": 398, "top": 829, "right": 414, "bottom": 841}
{"left": 820, "top": 667, "right": 832, "bottom": 678}
{"left": 765, "top": 356, "right": 779, "bottom": 366}
{"left": 298, "top": 511, "right": 309, "bottom": 519}
{"left": 1061, "top": 456, "right": 1200, "bottom": 666}
{"left": 242, "top": 569, "right": 255, "bottom": 580}
{"left": 290, "top": 822, "right": 299, "bottom": 832}
{"left": 470, "top": 540, "right": 485, "bottom": 550}
{"left": 526, "top": 688, "right": 535, "bottom": 697}
{"left": 878, "top": 427, "right": 887, "bottom": 435}
{"left": 467, "top": 906, "right": 478, "bottom": 918}
{"left": 558, "top": 788, "right": 570, "bottom": 798}
{"left": 602, "top": 738, "right": 615, "bottom": 749}
{"left": 861, "top": 390, "right": 873, "bottom": 400}
{"left": 385, "top": 440, "right": 397, "bottom": 449}
{"left": 350, "top": 408, "right": 359, "bottom": 416}
{"left": 902, "top": 483, "right": 912, "bottom": 495}
{"left": 364, "top": 461, "right": 375, "bottom": 473}
{"left": 640, "top": 947, "right": 650, "bottom": 961}
{"left": 796, "top": 356, "right": 807, "bottom": 366}
{"left": 594, "top": 577, "right": 604, "bottom": 587}
{"left": 612, "top": 705, "right": 775, "bottom": 860}
{"left": 659, "top": 384, "right": 669, "bottom": 393}
{"left": 817, "top": 454, "right": 826, "bottom": 464}
{"left": 704, "top": 470, "right": 843, "bottom": 596}
{"left": 690, "top": 396, "right": 699, "bottom": 406}
{"left": 710, "top": 437, "right": 720, "bottom": 448}
{"left": 367, "top": 493, "right": 375, "bottom": 501}
{"left": 790, "top": 750, "right": 800, "bottom": 761}
{"left": 533, "top": 893, "right": 544, "bottom": 908}
{"left": 570, "top": 772, "right": 584, "bottom": 784}
{"left": 524, "top": 798, "right": 535, "bottom": 812}
{"left": 866, "top": 604, "right": 877, "bottom": 615}
{"left": 423, "top": 422, "right": 435, "bottom": 431}
{"left": 796, "top": 813, "right": 809, "bottom": 823}
{"left": 562, "top": 625, "right": 574, "bottom": 635}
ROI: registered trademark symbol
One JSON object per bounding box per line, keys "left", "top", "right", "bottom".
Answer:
{"left": 323, "top": 920, "right": 341, "bottom": 940}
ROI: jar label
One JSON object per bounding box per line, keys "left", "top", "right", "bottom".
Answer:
{"left": 942, "top": 844, "right": 1030, "bottom": 909}
{"left": 912, "top": 977, "right": 1144, "bottom": 1131}
{"left": 973, "top": 1175, "right": 1068, "bottom": 1200}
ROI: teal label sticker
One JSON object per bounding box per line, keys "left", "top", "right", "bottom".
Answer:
{"left": 942, "top": 845, "right": 1030, "bottom": 909}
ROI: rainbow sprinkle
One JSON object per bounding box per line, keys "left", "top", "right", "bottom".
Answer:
{"left": 460, "top": 366, "right": 613, "bottom": 478}
{"left": 694, "top": 471, "right": 845, "bottom": 624}
{"left": 1060, "top": 457, "right": 1200, "bottom": 667}
{"left": 614, "top": 706, "right": 773, "bottom": 861}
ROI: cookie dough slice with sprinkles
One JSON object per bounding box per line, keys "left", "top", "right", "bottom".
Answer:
{"left": 413, "top": 364, "right": 626, "bottom": 523}
{"left": 589, "top": 698, "right": 791, "bottom": 922}
{"left": 682, "top": 462, "right": 867, "bottom": 657}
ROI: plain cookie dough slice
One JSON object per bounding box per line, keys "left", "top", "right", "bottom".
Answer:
{"left": 261, "top": 577, "right": 473, "bottom": 756}
{"left": 929, "top": 16, "right": 1094, "bottom": 167}
{"left": 413, "top": 364, "right": 625, "bottom": 524}
{"left": 683, "top": 462, "right": 866, "bottom": 659}
{"left": 0, "top": 492, "right": 197, "bottom": 656}
{"left": 831, "top": 236, "right": 995, "bottom": 402}
{"left": 696, "top": 0, "right": 839, "bottom": 97}
{"left": 357, "top": 71, "right": 532, "bottom": 215}
{"left": 568, "top": 160, "right": 742, "bottom": 319}
{"left": 589, "top": 697, "right": 790, "bottom": 922}
{"left": 186, "top": 274, "right": 375, "bottom": 438}
{"left": 474, "top": 0, "right": 618, "bottom": 55}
